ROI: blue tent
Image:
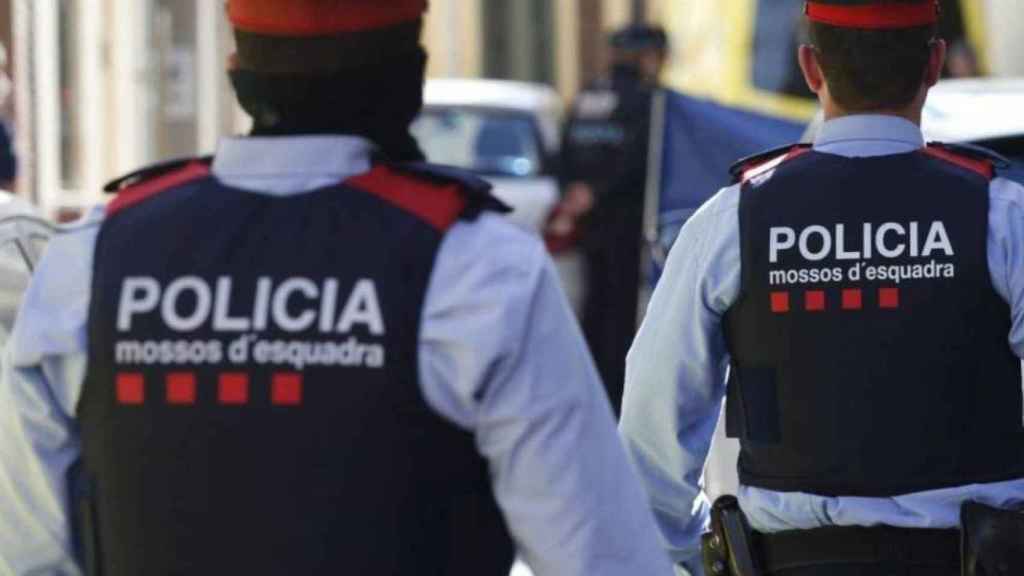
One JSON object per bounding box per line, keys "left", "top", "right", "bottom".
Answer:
{"left": 645, "top": 90, "right": 807, "bottom": 284}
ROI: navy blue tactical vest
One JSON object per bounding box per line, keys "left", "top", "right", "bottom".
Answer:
{"left": 724, "top": 145, "right": 1024, "bottom": 497}
{"left": 76, "top": 160, "right": 514, "bottom": 575}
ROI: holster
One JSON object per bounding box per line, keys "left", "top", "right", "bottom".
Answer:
{"left": 961, "top": 501, "right": 1024, "bottom": 576}
{"left": 702, "top": 496, "right": 763, "bottom": 576}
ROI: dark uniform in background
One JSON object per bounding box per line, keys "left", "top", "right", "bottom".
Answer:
{"left": 622, "top": 1, "right": 1024, "bottom": 575}
{"left": 561, "top": 25, "right": 669, "bottom": 414}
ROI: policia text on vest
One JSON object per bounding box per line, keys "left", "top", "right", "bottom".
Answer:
{"left": 767, "top": 220, "right": 956, "bottom": 288}
{"left": 114, "top": 276, "right": 387, "bottom": 373}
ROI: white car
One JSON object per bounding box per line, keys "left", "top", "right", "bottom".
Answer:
{"left": 923, "top": 77, "right": 1024, "bottom": 183}
{"left": 0, "top": 192, "right": 53, "bottom": 346}
{"left": 414, "top": 79, "right": 586, "bottom": 314}
{"left": 415, "top": 78, "right": 563, "bottom": 233}
{"left": 924, "top": 77, "right": 1024, "bottom": 145}
{"left": 803, "top": 77, "right": 1024, "bottom": 176}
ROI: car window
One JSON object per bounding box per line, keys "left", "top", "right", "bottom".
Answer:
{"left": 412, "top": 108, "right": 543, "bottom": 177}
{"left": 0, "top": 239, "right": 31, "bottom": 347}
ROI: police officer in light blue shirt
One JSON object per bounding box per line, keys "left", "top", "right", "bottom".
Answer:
{"left": 622, "top": 1, "right": 1024, "bottom": 575}
{"left": 0, "top": 1, "right": 674, "bottom": 575}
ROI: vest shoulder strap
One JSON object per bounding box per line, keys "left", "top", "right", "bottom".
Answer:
{"left": 729, "top": 143, "right": 811, "bottom": 184}
{"left": 923, "top": 142, "right": 1010, "bottom": 180}
{"left": 104, "top": 156, "right": 214, "bottom": 194}
{"left": 105, "top": 158, "right": 212, "bottom": 217}
{"left": 347, "top": 163, "right": 510, "bottom": 230}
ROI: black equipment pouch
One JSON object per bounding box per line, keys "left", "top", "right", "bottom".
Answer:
{"left": 961, "top": 501, "right": 1024, "bottom": 576}
{"left": 702, "top": 496, "right": 763, "bottom": 576}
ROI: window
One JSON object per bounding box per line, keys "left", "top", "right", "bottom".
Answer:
{"left": 152, "top": 0, "right": 200, "bottom": 159}
{"left": 481, "top": 0, "right": 556, "bottom": 85}
{"left": 57, "top": 0, "right": 81, "bottom": 190}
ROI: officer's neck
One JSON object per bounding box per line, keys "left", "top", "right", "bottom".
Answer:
{"left": 821, "top": 94, "right": 925, "bottom": 126}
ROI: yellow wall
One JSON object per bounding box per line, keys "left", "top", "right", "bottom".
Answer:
{"left": 653, "top": 0, "right": 819, "bottom": 121}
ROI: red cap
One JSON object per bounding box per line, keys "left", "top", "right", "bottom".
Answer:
{"left": 228, "top": 0, "right": 427, "bottom": 37}
{"left": 805, "top": 1, "right": 940, "bottom": 29}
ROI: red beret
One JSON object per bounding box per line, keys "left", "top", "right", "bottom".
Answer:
{"left": 805, "top": 0, "right": 940, "bottom": 29}
{"left": 228, "top": 0, "right": 427, "bottom": 36}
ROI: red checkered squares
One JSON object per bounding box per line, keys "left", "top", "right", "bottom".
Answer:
{"left": 805, "top": 291, "right": 826, "bottom": 312}
{"left": 879, "top": 288, "right": 900, "bottom": 309}
{"left": 219, "top": 373, "right": 250, "bottom": 405}
{"left": 272, "top": 373, "right": 303, "bottom": 406}
{"left": 115, "top": 373, "right": 308, "bottom": 407}
{"left": 116, "top": 373, "right": 145, "bottom": 405}
{"left": 771, "top": 292, "right": 791, "bottom": 313}
{"left": 166, "top": 373, "right": 197, "bottom": 405}
{"left": 769, "top": 287, "right": 900, "bottom": 313}
{"left": 842, "top": 289, "right": 863, "bottom": 311}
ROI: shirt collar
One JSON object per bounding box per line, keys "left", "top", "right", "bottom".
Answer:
{"left": 813, "top": 114, "right": 926, "bottom": 158}
{"left": 212, "top": 135, "right": 375, "bottom": 182}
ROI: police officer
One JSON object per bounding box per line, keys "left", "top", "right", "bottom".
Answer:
{"left": 0, "top": 2, "right": 674, "bottom": 575}
{"left": 621, "top": 1, "right": 1024, "bottom": 574}
{"left": 560, "top": 24, "right": 669, "bottom": 414}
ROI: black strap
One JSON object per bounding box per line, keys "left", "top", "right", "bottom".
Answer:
{"left": 103, "top": 156, "right": 213, "bottom": 193}
{"left": 757, "top": 526, "right": 960, "bottom": 572}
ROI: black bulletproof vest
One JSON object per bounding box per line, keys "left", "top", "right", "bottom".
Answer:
{"left": 724, "top": 149, "right": 1024, "bottom": 497}
{"left": 77, "top": 162, "right": 514, "bottom": 575}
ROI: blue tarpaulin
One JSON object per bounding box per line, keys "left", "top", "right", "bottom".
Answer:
{"left": 647, "top": 90, "right": 807, "bottom": 282}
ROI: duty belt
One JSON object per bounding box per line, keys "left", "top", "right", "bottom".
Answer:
{"left": 757, "top": 525, "right": 960, "bottom": 573}
{"left": 703, "top": 496, "right": 965, "bottom": 576}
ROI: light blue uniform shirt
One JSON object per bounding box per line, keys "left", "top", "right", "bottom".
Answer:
{"left": 0, "top": 136, "right": 674, "bottom": 576}
{"left": 621, "top": 115, "right": 1024, "bottom": 575}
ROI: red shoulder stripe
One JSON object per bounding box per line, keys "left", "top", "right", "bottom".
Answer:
{"left": 345, "top": 166, "right": 467, "bottom": 231}
{"left": 741, "top": 146, "right": 810, "bottom": 183}
{"left": 107, "top": 162, "right": 211, "bottom": 216}
{"left": 922, "top": 146, "right": 994, "bottom": 180}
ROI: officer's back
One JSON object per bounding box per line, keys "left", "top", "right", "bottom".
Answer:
{"left": 0, "top": 2, "right": 674, "bottom": 575}
{"left": 622, "top": 1, "right": 1024, "bottom": 575}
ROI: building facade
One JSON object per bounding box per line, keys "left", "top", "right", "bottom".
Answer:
{"left": 3, "top": 0, "right": 645, "bottom": 217}
{"left": 0, "top": 0, "right": 1018, "bottom": 217}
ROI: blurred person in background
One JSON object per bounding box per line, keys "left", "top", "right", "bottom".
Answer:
{"left": 945, "top": 39, "right": 981, "bottom": 77}
{"left": 0, "top": 1, "right": 674, "bottom": 575}
{"left": 559, "top": 24, "right": 669, "bottom": 415}
{"left": 622, "top": 0, "right": 1024, "bottom": 574}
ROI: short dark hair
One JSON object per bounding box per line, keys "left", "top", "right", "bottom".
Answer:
{"left": 809, "top": 20, "right": 936, "bottom": 111}
{"left": 234, "top": 19, "right": 422, "bottom": 75}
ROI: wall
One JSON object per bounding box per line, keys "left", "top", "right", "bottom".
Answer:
{"left": 987, "top": 0, "right": 1024, "bottom": 75}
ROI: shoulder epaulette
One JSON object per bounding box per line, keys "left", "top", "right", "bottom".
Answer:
{"left": 923, "top": 142, "right": 1009, "bottom": 180}
{"left": 346, "top": 162, "right": 510, "bottom": 231}
{"left": 391, "top": 162, "right": 511, "bottom": 215}
{"left": 105, "top": 159, "right": 211, "bottom": 216}
{"left": 729, "top": 143, "right": 811, "bottom": 184}
{"left": 104, "top": 156, "right": 213, "bottom": 193}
